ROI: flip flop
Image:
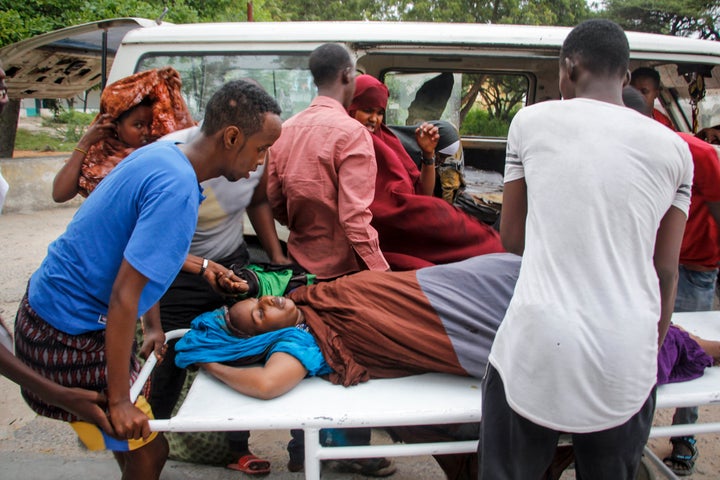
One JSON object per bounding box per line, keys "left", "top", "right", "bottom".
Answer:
{"left": 227, "top": 454, "right": 271, "bottom": 475}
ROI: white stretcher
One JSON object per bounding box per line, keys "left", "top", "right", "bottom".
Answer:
{"left": 132, "top": 311, "right": 720, "bottom": 479}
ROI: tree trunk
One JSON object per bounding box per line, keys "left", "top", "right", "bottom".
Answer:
{"left": 0, "top": 99, "right": 20, "bottom": 158}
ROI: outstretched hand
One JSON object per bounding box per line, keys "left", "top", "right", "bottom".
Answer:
{"left": 202, "top": 260, "right": 249, "bottom": 295}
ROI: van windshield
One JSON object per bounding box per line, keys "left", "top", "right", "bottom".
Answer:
{"left": 138, "top": 53, "right": 315, "bottom": 121}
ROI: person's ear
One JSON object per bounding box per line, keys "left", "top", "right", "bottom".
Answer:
{"left": 341, "top": 66, "right": 352, "bottom": 85}
{"left": 623, "top": 70, "right": 631, "bottom": 87}
{"left": 568, "top": 61, "right": 578, "bottom": 82}
{"left": 223, "top": 125, "right": 245, "bottom": 150}
{"left": 562, "top": 58, "right": 577, "bottom": 82}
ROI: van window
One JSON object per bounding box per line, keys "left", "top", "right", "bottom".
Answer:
{"left": 383, "top": 71, "right": 529, "bottom": 137}
{"left": 138, "top": 53, "right": 315, "bottom": 121}
{"left": 654, "top": 63, "right": 720, "bottom": 131}
{"left": 675, "top": 87, "right": 720, "bottom": 130}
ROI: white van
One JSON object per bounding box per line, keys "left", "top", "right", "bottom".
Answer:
{"left": 3, "top": 19, "right": 720, "bottom": 200}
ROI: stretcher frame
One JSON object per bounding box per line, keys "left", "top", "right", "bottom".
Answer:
{"left": 132, "top": 311, "right": 720, "bottom": 479}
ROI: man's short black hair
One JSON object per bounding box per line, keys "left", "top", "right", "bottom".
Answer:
{"left": 201, "top": 80, "right": 281, "bottom": 137}
{"left": 309, "top": 43, "right": 353, "bottom": 88}
{"left": 560, "top": 19, "right": 629, "bottom": 79}
{"left": 631, "top": 67, "right": 661, "bottom": 89}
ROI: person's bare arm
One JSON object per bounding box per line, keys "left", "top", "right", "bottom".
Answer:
{"left": 52, "top": 114, "right": 116, "bottom": 203}
{"left": 181, "top": 254, "right": 248, "bottom": 295}
{"left": 415, "top": 123, "right": 440, "bottom": 196}
{"left": 654, "top": 206, "right": 687, "bottom": 347}
{"left": 104, "top": 259, "right": 152, "bottom": 440}
{"left": 201, "top": 352, "right": 308, "bottom": 400}
{"left": 499, "top": 178, "right": 528, "bottom": 255}
{"left": 0, "top": 341, "right": 114, "bottom": 434}
{"left": 246, "top": 168, "right": 291, "bottom": 264}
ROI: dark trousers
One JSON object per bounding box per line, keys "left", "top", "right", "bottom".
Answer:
{"left": 478, "top": 364, "right": 656, "bottom": 480}
{"left": 148, "top": 244, "right": 250, "bottom": 448}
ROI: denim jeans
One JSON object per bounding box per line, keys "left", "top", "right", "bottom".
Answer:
{"left": 674, "top": 266, "right": 718, "bottom": 313}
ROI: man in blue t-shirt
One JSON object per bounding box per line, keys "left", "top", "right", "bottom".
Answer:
{"left": 13, "top": 80, "right": 282, "bottom": 480}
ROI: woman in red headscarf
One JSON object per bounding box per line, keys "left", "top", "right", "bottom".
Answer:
{"left": 348, "top": 74, "right": 504, "bottom": 270}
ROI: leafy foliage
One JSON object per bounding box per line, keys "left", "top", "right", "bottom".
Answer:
{"left": 461, "top": 107, "right": 519, "bottom": 137}
{"left": 0, "top": 0, "right": 593, "bottom": 49}
{"left": 601, "top": 0, "right": 720, "bottom": 40}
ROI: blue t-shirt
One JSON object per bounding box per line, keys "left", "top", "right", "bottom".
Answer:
{"left": 29, "top": 141, "right": 203, "bottom": 334}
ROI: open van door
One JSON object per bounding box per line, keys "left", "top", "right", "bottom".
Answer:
{"left": 0, "top": 17, "right": 158, "bottom": 100}
{"left": 0, "top": 18, "right": 158, "bottom": 156}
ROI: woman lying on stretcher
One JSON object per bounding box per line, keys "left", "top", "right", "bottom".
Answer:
{"left": 174, "top": 253, "right": 719, "bottom": 400}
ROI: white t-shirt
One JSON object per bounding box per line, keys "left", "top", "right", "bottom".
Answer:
{"left": 489, "top": 98, "right": 693, "bottom": 433}
{"left": 161, "top": 126, "right": 263, "bottom": 260}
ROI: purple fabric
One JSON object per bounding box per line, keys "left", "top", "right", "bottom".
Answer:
{"left": 657, "top": 325, "right": 713, "bottom": 385}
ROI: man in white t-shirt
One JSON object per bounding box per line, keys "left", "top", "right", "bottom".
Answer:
{"left": 478, "top": 19, "right": 693, "bottom": 479}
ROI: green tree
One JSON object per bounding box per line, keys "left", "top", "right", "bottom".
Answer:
{"left": 391, "top": 0, "right": 588, "bottom": 25}
{"left": 600, "top": 0, "right": 720, "bottom": 40}
{"left": 0, "top": 0, "right": 224, "bottom": 48}
{"left": 257, "top": 0, "right": 387, "bottom": 21}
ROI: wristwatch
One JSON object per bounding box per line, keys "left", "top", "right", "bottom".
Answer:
{"left": 421, "top": 155, "right": 436, "bottom": 166}
{"left": 198, "top": 257, "right": 209, "bottom": 276}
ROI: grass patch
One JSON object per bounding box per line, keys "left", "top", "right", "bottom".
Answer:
{"left": 15, "top": 109, "right": 95, "bottom": 153}
{"left": 14, "top": 128, "right": 75, "bottom": 153}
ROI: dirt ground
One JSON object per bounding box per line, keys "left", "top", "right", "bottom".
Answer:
{"left": 0, "top": 206, "right": 719, "bottom": 479}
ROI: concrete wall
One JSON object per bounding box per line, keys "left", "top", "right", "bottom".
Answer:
{"left": 0, "top": 155, "right": 83, "bottom": 213}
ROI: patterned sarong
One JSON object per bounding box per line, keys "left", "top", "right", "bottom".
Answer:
{"left": 14, "top": 292, "right": 140, "bottom": 422}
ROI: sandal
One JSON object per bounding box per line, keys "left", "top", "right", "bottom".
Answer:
{"left": 227, "top": 454, "right": 271, "bottom": 475}
{"left": 663, "top": 436, "right": 698, "bottom": 477}
{"left": 333, "top": 457, "right": 397, "bottom": 477}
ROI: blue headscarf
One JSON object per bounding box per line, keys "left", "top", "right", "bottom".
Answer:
{"left": 174, "top": 307, "right": 332, "bottom": 377}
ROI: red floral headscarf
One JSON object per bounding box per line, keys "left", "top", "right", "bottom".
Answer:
{"left": 79, "top": 66, "right": 196, "bottom": 196}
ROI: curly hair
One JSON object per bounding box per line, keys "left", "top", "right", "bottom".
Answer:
{"left": 309, "top": 43, "right": 353, "bottom": 88}
{"left": 560, "top": 19, "right": 629, "bottom": 79}
{"left": 201, "top": 80, "right": 281, "bottom": 137}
